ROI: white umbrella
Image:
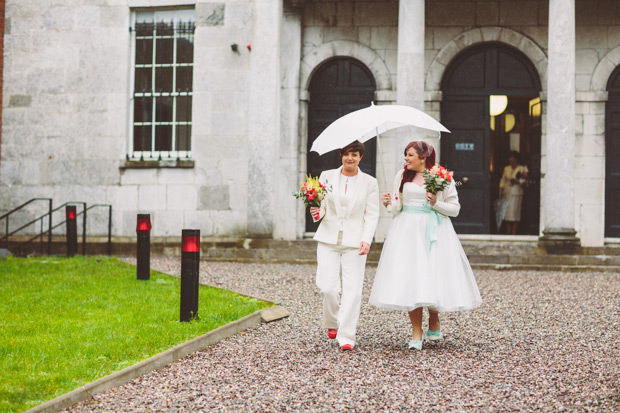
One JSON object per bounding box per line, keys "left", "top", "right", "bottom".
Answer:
{"left": 309, "top": 103, "right": 450, "bottom": 155}
{"left": 309, "top": 103, "right": 450, "bottom": 186}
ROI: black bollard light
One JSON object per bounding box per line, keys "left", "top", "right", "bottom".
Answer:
{"left": 180, "top": 229, "right": 200, "bottom": 322}
{"left": 136, "top": 214, "right": 152, "bottom": 280}
{"left": 66, "top": 205, "right": 78, "bottom": 257}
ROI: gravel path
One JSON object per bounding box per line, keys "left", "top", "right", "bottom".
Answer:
{"left": 65, "top": 258, "right": 620, "bottom": 412}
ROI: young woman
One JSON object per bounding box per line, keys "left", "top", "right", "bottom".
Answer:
{"left": 369, "top": 141, "right": 481, "bottom": 350}
{"left": 310, "top": 140, "right": 380, "bottom": 351}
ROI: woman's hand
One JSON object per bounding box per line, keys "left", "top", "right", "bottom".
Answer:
{"left": 426, "top": 192, "right": 437, "bottom": 206}
{"left": 310, "top": 207, "right": 321, "bottom": 220}
{"left": 358, "top": 242, "right": 370, "bottom": 255}
{"left": 381, "top": 193, "right": 392, "bottom": 208}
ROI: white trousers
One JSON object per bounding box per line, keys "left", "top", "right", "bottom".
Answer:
{"left": 316, "top": 239, "right": 367, "bottom": 346}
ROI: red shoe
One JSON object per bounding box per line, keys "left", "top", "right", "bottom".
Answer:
{"left": 327, "top": 329, "right": 338, "bottom": 339}
{"left": 341, "top": 344, "right": 354, "bottom": 351}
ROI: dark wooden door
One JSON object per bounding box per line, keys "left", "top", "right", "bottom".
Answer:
{"left": 306, "top": 58, "right": 376, "bottom": 232}
{"left": 441, "top": 96, "right": 490, "bottom": 234}
{"left": 441, "top": 44, "right": 541, "bottom": 234}
{"left": 606, "top": 69, "right": 620, "bottom": 237}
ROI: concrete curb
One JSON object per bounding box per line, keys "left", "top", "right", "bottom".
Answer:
{"left": 470, "top": 263, "right": 620, "bottom": 273}
{"left": 26, "top": 306, "right": 290, "bottom": 413}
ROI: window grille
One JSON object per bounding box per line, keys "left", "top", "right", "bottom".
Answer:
{"left": 129, "top": 10, "right": 195, "bottom": 161}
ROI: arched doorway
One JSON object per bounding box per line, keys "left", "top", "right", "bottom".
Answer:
{"left": 306, "top": 57, "right": 377, "bottom": 232}
{"left": 440, "top": 43, "right": 542, "bottom": 235}
{"left": 605, "top": 68, "right": 620, "bottom": 237}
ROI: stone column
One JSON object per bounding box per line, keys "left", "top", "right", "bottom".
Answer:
{"left": 539, "top": 0, "right": 580, "bottom": 253}
{"left": 247, "top": 0, "right": 282, "bottom": 238}
{"left": 395, "top": 0, "right": 427, "bottom": 155}
{"left": 375, "top": 0, "right": 426, "bottom": 242}
{"left": 273, "top": 6, "right": 302, "bottom": 240}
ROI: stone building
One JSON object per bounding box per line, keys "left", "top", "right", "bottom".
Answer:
{"left": 1, "top": 0, "right": 619, "bottom": 249}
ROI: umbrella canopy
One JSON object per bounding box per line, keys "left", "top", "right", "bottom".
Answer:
{"left": 310, "top": 103, "right": 450, "bottom": 155}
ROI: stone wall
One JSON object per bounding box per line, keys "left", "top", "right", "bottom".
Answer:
{"left": 2, "top": 0, "right": 620, "bottom": 246}
{"left": 1, "top": 0, "right": 260, "bottom": 238}
{"left": 0, "top": 0, "right": 5, "bottom": 180}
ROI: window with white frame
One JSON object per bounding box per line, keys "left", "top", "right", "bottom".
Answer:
{"left": 130, "top": 9, "right": 195, "bottom": 161}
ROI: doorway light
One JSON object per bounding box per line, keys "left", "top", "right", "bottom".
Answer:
{"left": 529, "top": 97, "right": 541, "bottom": 118}
{"left": 505, "top": 114, "right": 516, "bottom": 133}
{"left": 490, "top": 113, "right": 515, "bottom": 132}
{"left": 490, "top": 95, "right": 508, "bottom": 116}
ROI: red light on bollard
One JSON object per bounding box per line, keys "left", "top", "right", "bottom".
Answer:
{"left": 136, "top": 213, "right": 152, "bottom": 280}
{"left": 182, "top": 233, "right": 200, "bottom": 252}
{"left": 136, "top": 214, "right": 152, "bottom": 233}
{"left": 66, "top": 206, "right": 77, "bottom": 220}
{"left": 65, "top": 205, "right": 78, "bottom": 257}
{"left": 180, "top": 229, "right": 200, "bottom": 322}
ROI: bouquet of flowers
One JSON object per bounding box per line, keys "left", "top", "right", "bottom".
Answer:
{"left": 423, "top": 164, "right": 459, "bottom": 194}
{"left": 292, "top": 174, "right": 331, "bottom": 208}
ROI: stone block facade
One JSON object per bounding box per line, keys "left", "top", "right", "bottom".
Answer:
{"left": 1, "top": 0, "right": 620, "bottom": 247}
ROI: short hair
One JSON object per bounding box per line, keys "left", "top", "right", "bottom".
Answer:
{"left": 339, "top": 140, "right": 365, "bottom": 157}
{"left": 509, "top": 151, "right": 520, "bottom": 162}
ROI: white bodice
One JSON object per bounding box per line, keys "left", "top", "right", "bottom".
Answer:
{"left": 402, "top": 182, "right": 427, "bottom": 207}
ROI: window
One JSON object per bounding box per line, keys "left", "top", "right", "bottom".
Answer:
{"left": 130, "top": 9, "right": 195, "bottom": 161}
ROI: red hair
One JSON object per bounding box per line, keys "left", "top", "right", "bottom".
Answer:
{"left": 399, "top": 141, "right": 436, "bottom": 193}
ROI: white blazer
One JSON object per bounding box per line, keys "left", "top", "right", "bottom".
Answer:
{"left": 387, "top": 169, "right": 461, "bottom": 218}
{"left": 313, "top": 167, "right": 380, "bottom": 248}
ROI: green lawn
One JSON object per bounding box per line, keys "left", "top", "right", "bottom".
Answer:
{"left": 0, "top": 256, "right": 271, "bottom": 412}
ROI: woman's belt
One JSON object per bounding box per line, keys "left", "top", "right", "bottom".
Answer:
{"left": 402, "top": 205, "right": 442, "bottom": 254}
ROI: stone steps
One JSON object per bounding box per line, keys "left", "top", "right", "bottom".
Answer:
{"left": 4, "top": 236, "right": 620, "bottom": 273}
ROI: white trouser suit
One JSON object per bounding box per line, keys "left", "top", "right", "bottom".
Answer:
{"left": 313, "top": 167, "right": 380, "bottom": 347}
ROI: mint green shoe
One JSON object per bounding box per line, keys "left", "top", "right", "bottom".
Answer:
{"left": 408, "top": 339, "right": 423, "bottom": 350}
{"left": 426, "top": 329, "right": 442, "bottom": 341}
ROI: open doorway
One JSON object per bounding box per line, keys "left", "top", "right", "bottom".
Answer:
{"left": 306, "top": 57, "right": 376, "bottom": 233}
{"left": 489, "top": 96, "right": 541, "bottom": 235}
{"left": 441, "top": 43, "right": 542, "bottom": 235}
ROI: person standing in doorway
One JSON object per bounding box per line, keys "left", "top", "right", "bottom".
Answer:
{"left": 499, "top": 151, "right": 528, "bottom": 235}
{"left": 310, "top": 140, "right": 380, "bottom": 351}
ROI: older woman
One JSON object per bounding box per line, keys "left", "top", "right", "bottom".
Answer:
{"left": 369, "top": 141, "right": 481, "bottom": 350}
{"left": 499, "top": 151, "right": 528, "bottom": 234}
{"left": 310, "top": 140, "right": 380, "bottom": 351}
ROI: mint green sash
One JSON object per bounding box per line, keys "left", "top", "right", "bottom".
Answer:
{"left": 402, "top": 205, "right": 442, "bottom": 254}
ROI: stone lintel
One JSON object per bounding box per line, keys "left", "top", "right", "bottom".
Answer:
{"left": 541, "top": 90, "right": 609, "bottom": 107}
{"left": 576, "top": 91, "right": 609, "bottom": 102}
{"left": 119, "top": 159, "right": 195, "bottom": 169}
{"left": 374, "top": 90, "right": 396, "bottom": 102}
{"left": 425, "top": 90, "right": 443, "bottom": 102}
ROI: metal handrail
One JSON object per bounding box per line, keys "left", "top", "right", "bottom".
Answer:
{"left": 49, "top": 202, "right": 87, "bottom": 255}
{"left": 0, "top": 198, "right": 52, "bottom": 254}
{"left": 5, "top": 201, "right": 85, "bottom": 255}
{"left": 85, "top": 204, "right": 113, "bottom": 256}
{"left": 1, "top": 199, "right": 113, "bottom": 256}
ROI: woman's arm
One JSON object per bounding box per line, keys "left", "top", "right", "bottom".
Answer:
{"left": 310, "top": 171, "right": 328, "bottom": 222}
{"left": 361, "top": 178, "right": 380, "bottom": 245}
{"left": 432, "top": 182, "right": 461, "bottom": 217}
{"left": 499, "top": 166, "right": 508, "bottom": 193}
{"left": 386, "top": 170, "right": 404, "bottom": 214}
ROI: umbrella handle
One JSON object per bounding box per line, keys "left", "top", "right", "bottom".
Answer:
{"left": 375, "top": 128, "right": 388, "bottom": 189}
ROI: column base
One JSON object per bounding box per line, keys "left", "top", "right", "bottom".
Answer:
{"left": 538, "top": 229, "right": 581, "bottom": 255}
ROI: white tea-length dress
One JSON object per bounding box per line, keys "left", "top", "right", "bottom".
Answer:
{"left": 369, "top": 181, "right": 482, "bottom": 312}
